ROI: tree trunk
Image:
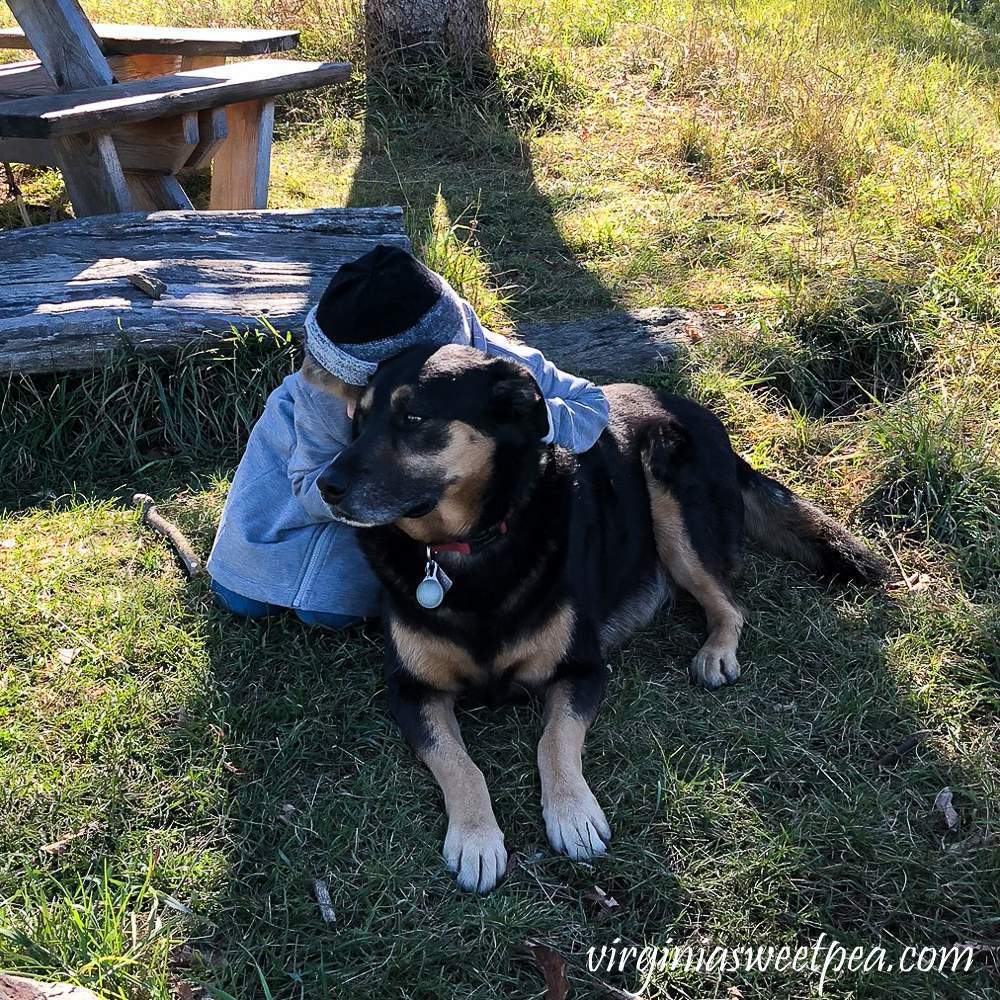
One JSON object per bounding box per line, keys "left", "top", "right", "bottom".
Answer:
{"left": 365, "top": 0, "right": 491, "bottom": 72}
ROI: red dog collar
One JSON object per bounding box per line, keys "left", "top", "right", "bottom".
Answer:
{"left": 429, "top": 511, "right": 512, "bottom": 556}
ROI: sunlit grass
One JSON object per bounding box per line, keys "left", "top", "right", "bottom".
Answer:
{"left": 1, "top": 0, "right": 999, "bottom": 997}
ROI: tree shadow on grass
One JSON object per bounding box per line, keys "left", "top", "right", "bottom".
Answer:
{"left": 342, "top": 55, "right": 617, "bottom": 326}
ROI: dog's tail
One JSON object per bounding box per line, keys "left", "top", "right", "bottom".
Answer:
{"left": 736, "top": 457, "right": 888, "bottom": 585}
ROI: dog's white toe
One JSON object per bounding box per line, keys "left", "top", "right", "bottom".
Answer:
{"left": 690, "top": 645, "right": 741, "bottom": 689}
{"left": 444, "top": 820, "right": 507, "bottom": 893}
{"left": 544, "top": 784, "right": 611, "bottom": 860}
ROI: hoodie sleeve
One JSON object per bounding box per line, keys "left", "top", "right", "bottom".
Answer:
{"left": 286, "top": 376, "right": 353, "bottom": 522}
{"left": 482, "top": 329, "right": 610, "bottom": 453}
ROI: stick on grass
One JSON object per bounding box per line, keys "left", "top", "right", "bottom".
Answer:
{"left": 132, "top": 493, "right": 204, "bottom": 579}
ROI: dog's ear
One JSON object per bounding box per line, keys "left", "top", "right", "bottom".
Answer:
{"left": 488, "top": 365, "right": 549, "bottom": 438}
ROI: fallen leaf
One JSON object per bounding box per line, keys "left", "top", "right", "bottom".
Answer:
{"left": 729, "top": 988, "right": 747, "bottom": 999}
{"left": 584, "top": 885, "right": 622, "bottom": 922}
{"left": 525, "top": 940, "right": 571, "bottom": 1000}
{"left": 40, "top": 821, "right": 99, "bottom": 855}
{"left": 55, "top": 648, "right": 81, "bottom": 665}
{"left": 597, "top": 982, "right": 647, "bottom": 1000}
{"left": 907, "top": 572, "right": 932, "bottom": 593}
{"left": 313, "top": 879, "right": 336, "bottom": 924}
{"left": 934, "top": 787, "right": 959, "bottom": 830}
{"left": 170, "top": 945, "right": 196, "bottom": 968}
{"left": 954, "top": 941, "right": 998, "bottom": 955}
{"left": 175, "top": 983, "right": 196, "bottom": 1000}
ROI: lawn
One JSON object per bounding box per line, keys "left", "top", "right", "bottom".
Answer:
{"left": 1, "top": 1, "right": 999, "bottom": 998}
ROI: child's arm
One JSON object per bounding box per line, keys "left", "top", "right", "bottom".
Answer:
{"left": 482, "top": 330, "right": 610, "bottom": 453}
{"left": 286, "top": 376, "right": 353, "bottom": 520}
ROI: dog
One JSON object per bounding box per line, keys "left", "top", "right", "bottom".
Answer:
{"left": 315, "top": 343, "right": 887, "bottom": 893}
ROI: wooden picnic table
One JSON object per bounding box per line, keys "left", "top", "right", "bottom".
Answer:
{"left": 0, "top": 1, "right": 351, "bottom": 216}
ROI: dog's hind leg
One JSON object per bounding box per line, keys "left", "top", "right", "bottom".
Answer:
{"left": 647, "top": 481, "right": 745, "bottom": 689}
{"left": 639, "top": 415, "right": 746, "bottom": 689}
{"left": 538, "top": 673, "right": 611, "bottom": 860}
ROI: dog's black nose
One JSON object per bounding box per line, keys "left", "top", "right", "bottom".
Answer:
{"left": 317, "top": 461, "right": 351, "bottom": 505}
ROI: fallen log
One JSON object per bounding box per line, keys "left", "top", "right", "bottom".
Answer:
{"left": 519, "top": 306, "right": 709, "bottom": 377}
{"left": 0, "top": 205, "right": 708, "bottom": 378}
{"left": 0, "top": 206, "right": 409, "bottom": 374}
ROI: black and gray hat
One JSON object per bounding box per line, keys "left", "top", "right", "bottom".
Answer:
{"left": 304, "top": 245, "right": 472, "bottom": 385}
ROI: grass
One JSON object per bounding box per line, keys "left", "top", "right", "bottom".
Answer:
{"left": 2, "top": 0, "right": 1000, "bottom": 997}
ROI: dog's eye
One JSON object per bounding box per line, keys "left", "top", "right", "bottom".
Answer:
{"left": 402, "top": 412, "right": 424, "bottom": 426}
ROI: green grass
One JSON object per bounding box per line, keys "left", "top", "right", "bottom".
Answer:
{"left": 2, "top": 0, "right": 1000, "bottom": 997}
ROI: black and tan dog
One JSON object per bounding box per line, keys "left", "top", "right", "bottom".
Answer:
{"left": 313, "top": 344, "right": 887, "bottom": 893}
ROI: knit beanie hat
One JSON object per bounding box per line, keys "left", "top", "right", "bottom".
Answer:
{"left": 304, "top": 245, "right": 472, "bottom": 385}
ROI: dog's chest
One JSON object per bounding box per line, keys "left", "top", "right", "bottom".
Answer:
{"left": 389, "top": 602, "right": 576, "bottom": 695}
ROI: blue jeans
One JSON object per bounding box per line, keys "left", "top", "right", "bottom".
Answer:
{"left": 210, "top": 580, "right": 365, "bottom": 629}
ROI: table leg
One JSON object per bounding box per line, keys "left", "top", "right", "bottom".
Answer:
{"left": 55, "top": 131, "right": 132, "bottom": 216}
{"left": 209, "top": 98, "right": 275, "bottom": 210}
{"left": 125, "top": 173, "right": 193, "bottom": 212}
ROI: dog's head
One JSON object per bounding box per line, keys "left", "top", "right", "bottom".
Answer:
{"left": 317, "top": 344, "right": 550, "bottom": 543}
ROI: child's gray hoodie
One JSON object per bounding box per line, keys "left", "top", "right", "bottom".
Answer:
{"left": 207, "top": 301, "right": 609, "bottom": 618}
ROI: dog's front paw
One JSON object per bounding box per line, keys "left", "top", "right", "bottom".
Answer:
{"left": 444, "top": 818, "right": 507, "bottom": 893}
{"left": 543, "top": 783, "right": 611, "bottom": 860}
{"left": 690, "top": 644, "right": 741, "bottom": 689}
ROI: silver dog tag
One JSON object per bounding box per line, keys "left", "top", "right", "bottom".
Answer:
{"left": 416, "top": 553, "right": 452, "bottom": 609}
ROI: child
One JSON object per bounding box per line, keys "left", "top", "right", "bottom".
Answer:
{"left": 207, "top": 245, "right": 610, "bottom": 627}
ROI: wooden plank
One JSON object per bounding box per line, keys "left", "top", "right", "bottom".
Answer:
{"left": 52, "top": 131, "right": 132, "bottom": 216}
{"left": 183, "top": 107, "right": 227, "bottom": 170}
{"left": 108, "top": 53, "right": 183, "bottom": 82}
{"left": 179, "top": 55, "right": 227, "bottom": 72}
{"left": 0, "top": 207, "right": 409, "bottom": 374}
{"left": 0, "top": 60, "right": 55, "bottom": 99}
{"left": 0, "top": 59, "right": 353, "bottom": 139}
{"left": 5, "top": 0, "right": 114, "bottom": 90}
{"left": 0, "top": 55, "right": 191, "bottom": 96}
{"left": 0, "top": 112, "right": 200, "bottom": 172}
{"left": 125, "top": 173, "right": 194, "bottom": 210}
{"left": 209, "top": 99, "right": 273, "bottom": 210}
{"left": 0, "top": 24, "right": 300, "bottom": 58}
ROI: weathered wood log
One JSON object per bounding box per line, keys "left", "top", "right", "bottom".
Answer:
{"left": 517, "top": 307, "right": 710, "bottom": 377}
{"left": 0, "top": 974, "right": 104, "bottom": 1000}
{"left": 0, "top": 207, "right": 409, "bottom": 374}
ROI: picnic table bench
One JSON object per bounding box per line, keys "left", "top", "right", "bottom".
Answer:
{"left": 0, "top": 1, "right": 351, "bottom": 216}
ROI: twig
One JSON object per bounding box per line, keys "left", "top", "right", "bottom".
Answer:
{"left": 2, "top": 161, "right": 32, "bottom": 228}
{"left": 888, "top": 544, "right": 912, "bottom": 589}
{"left": 132, "top": 493, "right": 204, "bottom": 579}
{"left": 875, "top": 734, "right": 923, "bottom": 769}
